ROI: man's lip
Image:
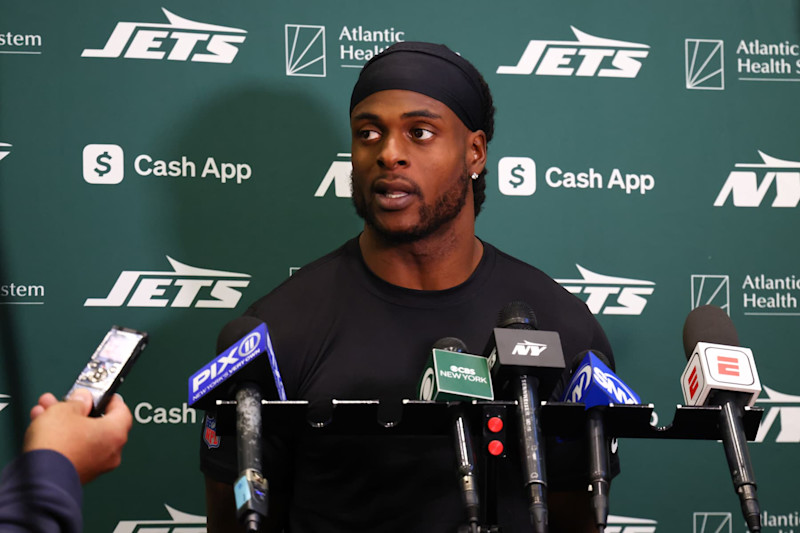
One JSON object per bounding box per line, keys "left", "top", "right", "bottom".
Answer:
{"left": 371, "top": 176, "right": 418, "bottom": 210}
{"left": 374, "top": 191, "right": 414, "bottom": 210}
{"left": 372, "top": 176, "right": 417, "bottom": 196}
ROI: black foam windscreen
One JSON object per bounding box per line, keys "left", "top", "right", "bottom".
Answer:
{"left": 682, "top": 305, "right": 740, "bottom": 360}
{"left": 216, "top": 316, "right": 264, "bottom": 354}
{"left": 568, "top": 349, "right": 612, "bottom": 375}
{"left": 497, "top": 300, "right": 538, "bottom": 330}
{"left": 433, "top": 337, "right": 467, "bottom": 353}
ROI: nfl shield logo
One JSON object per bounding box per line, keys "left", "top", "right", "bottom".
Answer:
{"left": 203, "top": 414, "right": 221, "bottom": 449}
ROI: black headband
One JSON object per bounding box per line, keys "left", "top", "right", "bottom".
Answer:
{"left": 350, "top": 42, "right": 486, "bottom": 132}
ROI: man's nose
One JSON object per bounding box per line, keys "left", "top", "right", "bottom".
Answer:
{"left": 377, "top": 134, "right": 408, "bottom": 169}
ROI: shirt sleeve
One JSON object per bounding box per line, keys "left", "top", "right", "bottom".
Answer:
{"left": 0, "top": 449, "right": 83, "bottom": 533}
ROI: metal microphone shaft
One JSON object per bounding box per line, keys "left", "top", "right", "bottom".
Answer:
{"left": 453, "top": 409, "right": 480, "bottom": 530}
{"left": 587, "top": 409, "right": 610, "bottom": 530}
{"left": 515, "top": 374, "right": 547, "bottom": 532}
{"left": 719, "top": 396, "right": 760, "bottom": 532}
{"left": 236, "top": 383, "right": 268, "bottom": 532}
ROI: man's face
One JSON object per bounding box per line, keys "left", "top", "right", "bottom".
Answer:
{"left": 350, "top": 90, "right": 475, "bottom": 244}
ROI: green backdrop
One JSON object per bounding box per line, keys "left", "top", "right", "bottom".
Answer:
{"left": 2, "top": 1, "right": 799, "bottom": 531}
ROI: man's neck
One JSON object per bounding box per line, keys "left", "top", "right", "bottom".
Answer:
{"left": 358, "top": 227, "right": 484, "bottom": 291}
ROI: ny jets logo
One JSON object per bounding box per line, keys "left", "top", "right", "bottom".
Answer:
{"left": 512, "top": 341, "right": 548, "bottom": 356}
{"left": 754, "top": 385, "right": 800, "bottom": 443}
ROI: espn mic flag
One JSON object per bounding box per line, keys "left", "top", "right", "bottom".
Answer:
{"left": 681, "top": 305, "right": 762, "bottom": 533}
{"left": 681, "top": 342, "right": 761, "bottom": 407}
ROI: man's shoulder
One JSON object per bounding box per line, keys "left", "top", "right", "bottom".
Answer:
{"left": 245, "top": 238, "right": 358, "bottom": 316}
{"left": 482, "top": 241, "right": 593, "bottom": 319}
{"left": 485, "top": 242, "right": 569, "bottom": 291}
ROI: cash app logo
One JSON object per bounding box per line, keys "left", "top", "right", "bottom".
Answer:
{"left": 498, "top": 157, "right": 536, "bottom": 196}
{"left": 83, "top": 144, "right": 124, "bottom": 184}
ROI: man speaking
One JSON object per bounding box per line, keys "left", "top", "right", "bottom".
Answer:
{"left": 201, "top": 42, "right": 615, "bottom": 532}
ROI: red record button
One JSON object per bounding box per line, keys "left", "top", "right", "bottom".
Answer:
{"left": 487, "top": 440, "right": 504, "bottom": 456}
{"left": 487, "top": 416, "right": 504, "bottom": 433}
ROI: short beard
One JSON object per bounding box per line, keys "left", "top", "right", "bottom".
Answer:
{"left": 351, "top": 166, "right": 470, "bottom": 244}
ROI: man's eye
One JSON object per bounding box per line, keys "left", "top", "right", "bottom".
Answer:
{"left": 358, "top": 129, "right": 380, "bottom": 141}
{"left": 411, "top": 128, "right": 434, "bottom": 140}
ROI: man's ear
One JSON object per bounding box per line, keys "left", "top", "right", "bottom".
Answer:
{"left": 467, "top": 130, "right": 487, "bottom": 176}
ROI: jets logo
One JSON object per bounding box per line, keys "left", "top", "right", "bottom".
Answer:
{"left": 112, "top": 504, "right": 206, "bottom": 532}
{"left": 82, "top": 8, "right": 246, "bottom": 64}
{"left": 714, "top": 150, "right": 800, "bottom": 208}
{"left": 606, "top": 514, "right": 657, "bottom": 532}
{"left": 511, "top": 341, "right": 548, "bottom": 356}
{"left": 556, "top": 265, "right": 655, "bottom": 315}
{"left": 84, "top": 256, "right": 251, "bottom": 308}
{"left": 754, "top": 385, "right": 800, "bottom": 443}
{"left": 497, "top": 27, "right": 650, "bottom": 78}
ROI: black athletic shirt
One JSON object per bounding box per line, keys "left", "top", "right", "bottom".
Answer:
{"left": 200, "top": 237, "right": 617, "bottom": 532}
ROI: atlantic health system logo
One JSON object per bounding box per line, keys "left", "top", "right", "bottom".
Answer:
{"left": 692, "top": 271, "right": 800, "bottom": 316}
{"left": 0, "top": 31, "right": 43, "bottom": 55}
{"left": 685, "top": 39, "right": 724, "bottom": 90}
{"left": 82, "top": 8, "right": 246, "bottom": 63}
{"left": 693, "top": 512, "right": 731, "bottom": 533}
{"left": 691, "top": 274, "right": 730, "bottom": 314}
{"left": 285, "top": 24, "right": 326, "bottom": 77}
{"left": 285, "top": 22, "right": 406, "bottom": 77}
{"left": 686, "top": 36, "right": 800, "bottom": 90}
{"left": 497, "top": 27, "right": 650, "bottom": 78}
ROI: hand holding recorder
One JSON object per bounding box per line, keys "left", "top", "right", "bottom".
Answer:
{"left": 25, "top": 388, "right": 133, "bottom": 484}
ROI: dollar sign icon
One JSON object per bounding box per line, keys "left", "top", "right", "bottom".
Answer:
{"left": 83, "top": 144, "right": 124, "bottom": 184}
{"left": 95, "top": 151, "right": 112, "bottom": 177}
{"left": 498, "top": 157, "right": 535, "bottom": 196}
{"left": 509, "top": 164, "right": 525, "bottom": 188}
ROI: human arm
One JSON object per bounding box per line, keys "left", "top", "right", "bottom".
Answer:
{"left": 0, "top": 389, "right": 132, "bottom": 533}
{"left": 24, "top": 389, "right": 133, "bottom": 485}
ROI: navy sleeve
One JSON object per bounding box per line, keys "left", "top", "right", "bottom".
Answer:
{"left": 0, "top": 450, "right": 83, "bottom": 533}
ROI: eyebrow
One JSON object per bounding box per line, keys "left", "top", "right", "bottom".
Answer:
{"left": 351, "top": 110, "right": 443, "bottom": 122}
{"left": 402, "top": 110, "right": 442, "bottom": 120}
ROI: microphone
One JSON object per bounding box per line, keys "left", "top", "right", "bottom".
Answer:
{"left": 188, "top": 316, "right": 286, "bottom": 532}
{"left": 418, "top": 337, "right": 490, "bottom": 533}
{"left": 562, "top": 350, "right": 641, "bottom": 532}
{"left": 483, "top": 301, "right": 565, "bottom": 533}
{"left": 188, "top": 317, "right": 286, "bottom": 410}
{"left": 680, "top": 305, "right": 762, "bottom": 533}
